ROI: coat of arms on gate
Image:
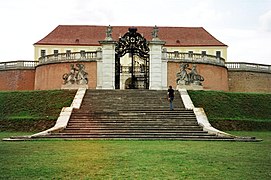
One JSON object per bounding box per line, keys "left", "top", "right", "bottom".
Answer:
{"left": 62, "top": 64, "right": 88, "bottom": 85}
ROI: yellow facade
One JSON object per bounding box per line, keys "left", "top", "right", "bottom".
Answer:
{"left": 166, "top": 46, "right": 227, "bottom": 60}
{"left": 34, "top": 45, "right": 101, "bottom": 61}
{"left": 34, "top": 45, "right": 227, "bottom": 61}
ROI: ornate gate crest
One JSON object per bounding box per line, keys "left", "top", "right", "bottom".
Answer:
{"left": 115, "top": 27, "right": 149, "bottom": 59}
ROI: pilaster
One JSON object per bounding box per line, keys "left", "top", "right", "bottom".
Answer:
{"left": 96, "top": 48, "right": 103, "bottom": 89}
{"left": 149, "top": 40, "right": 166, "bottom": 90}
{"left": 98, "top": 40, "right": 116, "bottom": 89}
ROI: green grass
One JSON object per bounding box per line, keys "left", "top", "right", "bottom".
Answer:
{"left": 0, "top": 90, "right": 76, "bottom": 131}
{"left": 0, "top": 131, "right": 270, "bottom": 179}
{"left": 188, "top": 90, "right": 271, "bottom": 122}
{"left": 0, "top": 90, "right": 76, "bottom": 120}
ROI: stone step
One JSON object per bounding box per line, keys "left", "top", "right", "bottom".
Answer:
{"left": 82, "top": 90, "right": 185, "bottom": 110}
{"left": 71, "top": 113, "right": 195, "bottom": 116}
{"left": 54, "top": 132, "right": 212, "bottom": 136}
{"left": 70, "top": 118, "right": 196, "bottom": 121}
{"left": 68, "top": 119, "right": 197, "bottom": 123}
{"left": 69, "top": 116, "right": 197, "bottom": 120}
{"left": 41, "top": 133, "right": 234, "bottom": 140}
{"left": 39, "top": 89, "right": 233, "bottom": 141}
{"left": 70, "top": 115, "right": 196, "bottom": 118}
{"left": 72, "top": 110, "right": 194, "bottom": 114}
{"left": 67, "top": 122, "right": 199, "bottom": 127}
{"left": 79, "top": 115, "right": 192, "bottom": 118}
{"left": 34, "top": 135, "right": 235, "bottom": 141}
{"left": 66, "top": 124, "right": 200, "bottom": 128}
{"left": 62, "top": 129, "right": 206, "bottom": 133}
{"left": 72, "top": 111, "right": 195, "bottom": 114}
{"left": 68, "top": 120, "right": 197, "bottom": 124}
{"left": 80, "top": 107, "right": 185, "bottom": 110}
{"left": 72, "top": 112, "right": 191, "bottom": 115}
{"left": 63, "top": 126, "right": 203, "bottom": 130}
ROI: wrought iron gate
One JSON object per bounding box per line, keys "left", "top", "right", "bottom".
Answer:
{"left": 115, "top": 27, "right": 150, "bottom": 89}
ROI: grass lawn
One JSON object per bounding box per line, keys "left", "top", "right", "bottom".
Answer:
{"left": 0, "top": 90, "right": 76, "bottom": 131}
{"left": 188, "top": 90, "right": 271, "bottom": 122}
{"left": 0, "top": 131, "right": 270, "bottom": 179}
{"left": 0, "top": 90, "right": 76, "bottom": 120}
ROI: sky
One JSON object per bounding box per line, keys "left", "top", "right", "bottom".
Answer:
{"left": 0, "top": 0, "right": 271, "bottom": 64}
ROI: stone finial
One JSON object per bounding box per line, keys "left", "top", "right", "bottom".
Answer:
{"left": 151, "top": 25, "right": 160, "bottom": 40}
{"left": 105, "top": 25, "right": 113, "bottom": 40}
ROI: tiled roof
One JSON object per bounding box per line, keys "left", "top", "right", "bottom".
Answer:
{"left": 34, "top": 25, "right": 227, "bottom": 47}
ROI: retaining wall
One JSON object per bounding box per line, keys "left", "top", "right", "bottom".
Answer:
{"left": 1, "top": 61, "right": 271, "bottom": 93}
{"left": 0, "top": 69, "right": 35, "bottom": 91}
{"left": 35, "top": 62, "right": 97, "bottom": 90}
{"left": 228, "top": 71, "right": 271, "bottom": 93}
{"left": 167, "top": 62, "right": 229, "bottom": 91}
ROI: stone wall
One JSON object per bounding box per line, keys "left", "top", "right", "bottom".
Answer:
{"left": 0, "top": 69, "right": 35, "bottom": 91}
{"left": 35, "top": 62, "right": 97, "bottom": 90}
{"left": 228, "top": 71, "right": 271, "bottom": 93}
{"left": 167, "top": 62, "right": 229, "bottom": 91}
{"left": 1, "top": 60, "right": 270, "bottom": 93}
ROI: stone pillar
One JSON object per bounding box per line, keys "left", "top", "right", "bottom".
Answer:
{"left": 98, "top": 40, "right": 116, "bottom": 89}
{"left": 96, "top": 48, "right": 103, "bottom": 89}
{"left": 161, "top": 48, "right": 168, "bottom": 90}
{"left": 149, "top": 40, "right": 166, "bottom": 90}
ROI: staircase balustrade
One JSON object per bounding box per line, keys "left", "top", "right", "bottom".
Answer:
{"left": 38, "top": 51, "right": 99, "bottom": 64}
{"left": 226, "top": 62, "right": 271, "bottom": 73}
{"left": 165, "top": 51, "right": 226, "bottom": 66}
{"left": 0, "top": 60, "right": 38, "bottom": 70}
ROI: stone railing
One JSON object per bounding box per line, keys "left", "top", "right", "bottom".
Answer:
{"left": 164, "top": 51, "right": 226, "bottom": 66}
{"left": 38, "top": 51, "right": 101, "bottom": 64}
{"left": 226, "top": 62, "right": 271, "bottom": 73}
{"left": 0, "top": 61, "right": 38, "bottom": 70}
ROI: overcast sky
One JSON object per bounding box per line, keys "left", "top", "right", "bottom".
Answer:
{"left": 0, "top": 0, "right": 271, "bottom": 64}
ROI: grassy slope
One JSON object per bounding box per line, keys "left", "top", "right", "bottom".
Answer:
{"left": 0, "top": 131, "right": 270, "bottom": 179}
{"left": 0, "top": 90, "right": 76, "bottom": 120}
{"left": 1, "top": 90, "right": 270, "bottom": 131}
{"left": 0, "top": 90, "right": 76, "bottom": 131}
{"left": 188, "top": 90, "right": 271, "bottom": 122}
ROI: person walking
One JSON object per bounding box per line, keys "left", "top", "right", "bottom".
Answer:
{"left": 167, "top": 85, "right": 174, "bottom": 110}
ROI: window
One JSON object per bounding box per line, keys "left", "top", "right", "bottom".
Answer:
{"left": 188, "top": 51, "right": 193, "bottom": 58}
{"left": 202, "top": 51, "right": 207, "bottom": 56}
{"left": 54, "top": 50, "right": 59, "bottom": 56}
{"left": 66, "top": 50, "right": 71, "bottom": 58}
{"left": 174, "top": 51, "right": 179, "bottom": 58}
{"left": 80, "top": 50, "right": 86, "bottom": 58}
{"left": 216, "top": 51, "right": 221, "bottom": 58}
{"left": 41, "top": 50, "right": 46, "bottom": 57}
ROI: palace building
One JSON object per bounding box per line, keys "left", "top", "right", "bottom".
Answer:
{"left": 0, "top": 25, "right": 270, "bottom": 92}
{"left": 33, "top": 25, "right": 227, "bottom": 61}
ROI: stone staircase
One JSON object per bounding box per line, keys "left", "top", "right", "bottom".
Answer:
{"left": 44, "top": 90, "right": 235, "bottom": 140}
